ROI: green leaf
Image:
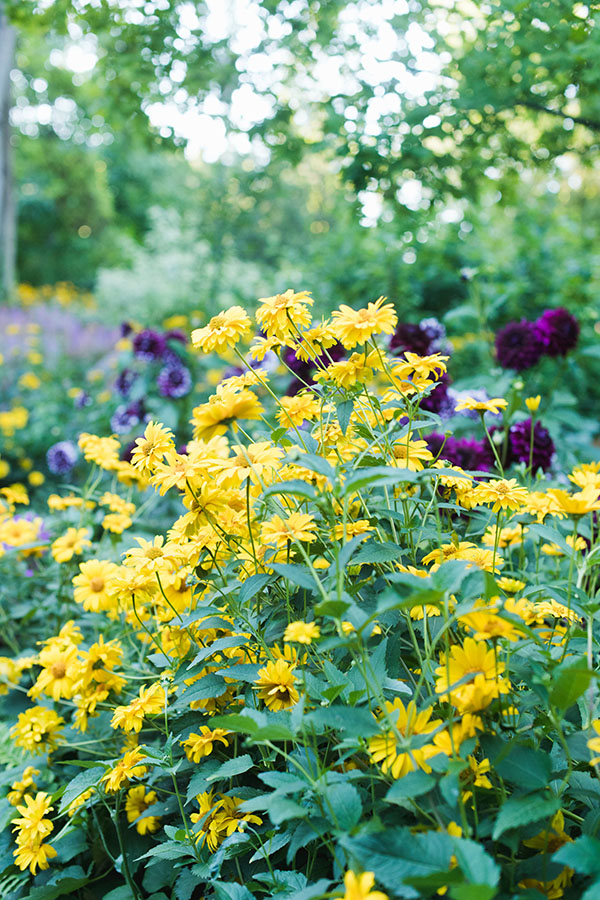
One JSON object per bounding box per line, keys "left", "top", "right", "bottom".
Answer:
{"left": 267, "top": 795, "right": 307, "bottom": 825}
{"left": 582, "top": 883, "right": 600, "bottom": 900}
{"left": 451, "top": 838, "right": 500, "bottom": 887}
{"left": 495, "top": 744, "right": 552, "bottom": 791}
{"left": 449, "top": 886, "right": 497, "bottom": 900}
{"left": 554, "top": 835, "right": 600, "bottom": 875}
{"left": 306, "top": 705, "right": 379, "bottom": 736}
{"left": 336, "top": 398, "right": 355, "bottom": 435}
{"left": 385, "top": 771, "right": 436, "bottom": 804}
{"left": 323, "top": 781, "right": 362, "bottom": 830}
{"left": 207, "top": 754, "right": 254, "bottom": 783}
{"left": 313, "top": 598, "right": 351, "bottom": 617}
{"left": 174, "top": 673, "right": 226, "bottom": 708}
{"left": 213, "top": 885, "right": 256, "bottom": 900}
{"left": 58, "top": 766, "right": 105, "bottom": 815}
{"left": 239, "top": 573, "right": 272, "bottom": 605}
{"left": 342, "top": 465, "right": 417, "bottom": 496}
{"left": 22, "top": 867, "right": 89, "bottom": 900}
{"left": 259, "top": 771, "right": 307, "bottom": 792}
{"left": 187, "top": 634, "right": 248, "bottom": 668}
{"left": 549, "top": 657, "right": 593, "bottom": 710}
{"left": 262, "top": 480, "right": 317, "bottom": 501}
{"left": 270, "top": 563, "right": 318, "bottom": 591}
{"left": 102, "top": 889, "right": 132, "bottom": 900}
{"left": 351, "top": 541, "right": 403, "bottom": 565}
{"left": 492, "top": 793, "right": 560, "bottom": 841}
{"left": 342, "top": 829, "right": 453, "bottom": 895}
{"left": 137, "top": 842, "right": 197, "bottom": 862}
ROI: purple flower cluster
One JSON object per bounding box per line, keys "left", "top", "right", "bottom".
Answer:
{"left": 425, "top": 432, "right": 491, "bottom": 472}
{"left": 157, "top": 364, "right": 192, "bottom": 399}
{"left": 283, "top": 342, "right": 346, "bottom": 395}
{"left": 46, "top": 441, "right": 79, "bottom": 475}
{"left": 390, "top": 316, "right": 447, "bottom": 357}
{"left": 426, "top": 417, "right": 554, "bottom": 474}
{"left": 495, "top": 308, "right": 579, "bottom": 371}
{"left": 111, "top": 400, "right": 146, "bottom": 435}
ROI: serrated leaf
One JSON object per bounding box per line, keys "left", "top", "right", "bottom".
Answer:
{"left": 451, "top": 837, "right": 500, "bottom": 887}
{"left": 342, "top": 829, "right": 453, "bottom": 895}
{"left": 58, "top": 766, "right": 105, "bottom": 815}
{"left": 385, "top": 771, "right": 436, "bottom": 804}
{"left": 207, "top": 754, "right": 254, "bottom": 783}
{"left": 351, "top": 541, "right": 403, "bottom": 565}
{"left": 492, "top": 793, "right": 560, "bottom": 840}
{"left": 495, "top": 744, "right": 552, "bottom": 790}
{"left": 323, "top": 781, "right": 362, "bottom": 830}
{"left": 554, "top": 835, "right": 600, "bottom": 875}
{"left": 270, "top": 563, "right": 318, "bottom": 591}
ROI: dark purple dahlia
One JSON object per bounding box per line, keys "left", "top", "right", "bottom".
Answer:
{"left": 390, "top": 322, "right": 435, "bottom": 357}
{"left": 115, "top": 368, "right": 138, "bottom": 398}
{"left": 495, "top": 320, "right": 544, "bottom": 371}
{"left": 157, "top": 365, "right": 192, "bottom": 399}
{"left": 509, "top": 418, "right": 555, "bottom": 472}
{"left": 133, "top": 329, "right": 166, "bottom": 362}
{"left": 110, "top": 400, "right": 145, "bottom": 434}
{"left": 164, "top": 329, "right": 187, "bottom": 345}
{"left": 425, "top": 432, "right": 490, "bottom": 471}
{"left": 534, "top": 307, "right": 580, "bottom": 357}
{"left": 120, "top": 321, "right": 134, "bottom": 337}
{"left": 420, "top": 373, "right": 451, "bottom": 415}
{"left": 47, "top": 441, "right": 78, "bottom": 475}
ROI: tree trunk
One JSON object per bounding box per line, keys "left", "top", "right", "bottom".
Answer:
{"left": 0, "top": 5, "right": 16, "bottom": 301}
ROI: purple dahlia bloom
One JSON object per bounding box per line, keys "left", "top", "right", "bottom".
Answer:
{"left": 157, "top": 364, "right": 192, "bottom": 399}
{"left": 390, "top": 322, "right": 435, "bottom": 357}
{"left": 115, "top": 368, "right": 138, "bottom": 398}
{"left": 420, "top": 373, "right": 451, "bottom": 415}
{"left": 509, "top": 418, "right": 555, "bottom": 472}
{"left": 47, "top": 441, "right": 78, "bottom": 475}
{"left": 120, "top": 321, "right": 134, "bottom": 337}
{"left": 534, "top": 307, "right": 580, "bottom": 357}
{"left": 133, "top": 329, "right": 166, "bottom": 362}
{"left": 495, "top": 320, "right": 544, "bottom": 371}
{"left": 111, "top": 400, "right": 145, "bottom": 434}
{"left": 425, "top": 432, "right": 490, "bottom": 471}
{"left": 164, "top": 329, "right": 187, "bottom": 345}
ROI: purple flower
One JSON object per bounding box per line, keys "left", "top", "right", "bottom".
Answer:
{"left": 74, "top": 391, "right": 92, "bottom": 409}
{"left": 133, "top": 329, "right": 166, "bottom": 362}
{"left": 157, "top": 364, "right": 192, "bottom": 399}
{"left": 509, "top": 418, "right": 555, "bottom": 472}
{"left": 115, "top": 368, "right": 138, "bottom": 398}
{"left": 110, "top": 400, "right": 145, "bottom": 434}
{"left": 165, "top": 329, "right": 187, "bottom": 345}
{"left": 283, "top": 342, "right": 345, "bottom": 395}
{"left": 495, "top": 320, "right": 544, "bottom": 371}
{"left": 534, "top": 307, "right": 580, "bottom": 357}
{"left": 47, "top": 441, "right": 78, "bottom": 475}
{"left": 120, "top": 321, "right": 134, "bottom": 337}
{"left": 420, "top": 373, "right": 451, "bottom": 415}
{"left": 426, "top": 432, "right": 490, "bottom": 471}
{"left": 390, "top": 322, "right": 434, "bottom": 357}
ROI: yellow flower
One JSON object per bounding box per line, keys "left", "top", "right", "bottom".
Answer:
{"left": 125, "top": 785, "right": 161, "bottom": 834}
{"left": 191, "top": 792, "right": 263, "bottom": 851}
{"left": 102, "top": 512, "right": 133, "bottom": 534}
{"left": 343, "top": 871, "right": 389, "bottom": 900}
{"left": 13, "top": 838, "right": 57, "bottom": 874}
{"left": 111, "top": 683, "right": 166, "bottom": 733}
{"left": 72, "top": 560, "right": 119, "bottom": 613}
{"left": 454, "top": 397, "right": 507, "bottom": 415}
{"left": 254, "top": 659, "right": 299, "bottom": 711}
{"left": 473, "top": 478, "right": 528, "bottom": 513}
{"left": 331, "top": 296, "right": 397, "bottom": 348}
{"left": 525, "top": 395, "right": 541, "bottom": 412}
{"left": 256, "top": 289, "right": 313, "bottom": 339}
{"left": 11, "top": 707, "right": 65, "bottom": 754}
{"left": 101, "top": 746, "right": 149, "bottom": 792}
{"left": 191, "top": 386, "right": 264, "bottom": 440}
{"left": 283, "top": 621, "right": 321, "bottom": 644}
{"left": 78, "top": 433, "right": 120, "bottom": 470}
{"left": 28, "top": 470, "right": 45, "bottom": 486}
{"left": 191, "top": 306, "right": 252, "bottom": 355}
{"left": 547, "top": 487, "right": 600, "bottom": 517}
{"left": 368, "top": 698, "right": 442, "bottom": 779}
{"left": 261, "top": 512, "right": 317, "bottom": 548}
{"left": 496, "top": 577, "right": 526, "bottom": 593}
{"left": 29, "top": 642, "right": 80, "bottom": 702}
{"left": 390, "top": 437, "right": 433, "bottom": 471}
{"left": 215, "top": 441, "right": 284, "bottom": 487}
{"left": 130, "top": 421, "right": 175, "bottom": 473}
{"left": 181, "top": 727, "right": 231, "bottom": 762}
{"left": 7, "top": 766, "right": 40, "bottom": 806}
{"left": 435, "top": 638, "right": 510, "bottom": 713}
{"left": 276, "top": 393, "right": 322, "bottom": 428}
{"left": 51, "top": 527, "right": 91, "bottom": 563}
{"left": 333, "top": 520, "right": 373, "bottom": 541}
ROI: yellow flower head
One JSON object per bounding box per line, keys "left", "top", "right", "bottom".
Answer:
{"left": 51, "top": 527, "right": 91, "bottom": 563}
{"left": 191, "top": 306, "right": 252, "bottom": 355}
{"left": 256, "top": 289, "right": 313, "bottom": 339}
{"left": 343, "top": 871, "right": 389, "bottom": 900}
{"left": 368, "top": 698, "right": 442, "bottom": 779}
{"left": 454, "top": 397, "right": 507, "bottom": 415}
{"left": 254, "top": 659, "right": 299, "bottom": 711}
{"left": 331, "top": 296, "right": 397, "bottom": 349}
{"left": 283, "top": 621, "right": 321, "bottom": 644}
{"left": 261, "top": 512, "right": 317, "bottom": 548}
{"left": 125, "top": 785, "right": 161, "bottom": 834}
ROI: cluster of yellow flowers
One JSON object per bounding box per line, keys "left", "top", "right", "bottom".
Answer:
{"left": 1, "top": 290, "right": 599, "bottom": 899}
